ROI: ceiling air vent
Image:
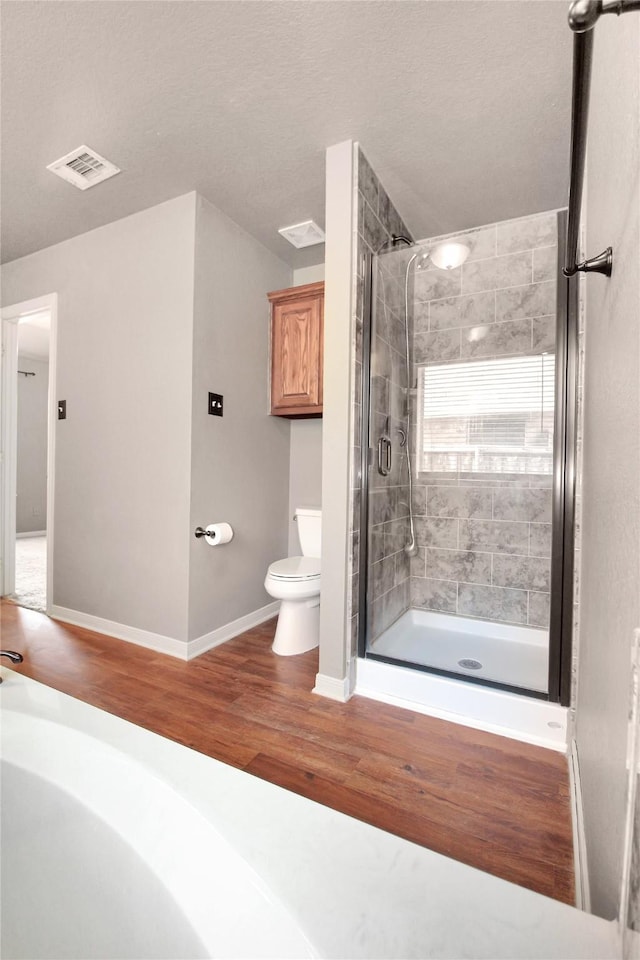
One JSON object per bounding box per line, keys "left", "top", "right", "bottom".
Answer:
{"left": 278, "top": 220, "right": 325, "bottom": 248}
{"left": 47, "top": 145, "right": 120, "bottom": 190}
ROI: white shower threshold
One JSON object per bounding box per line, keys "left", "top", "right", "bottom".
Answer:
{"left": 356, "top": 612, "right": 566, "bottom": 752}
{"left": 356, "top": 658, "right": 567, "bottom": 751}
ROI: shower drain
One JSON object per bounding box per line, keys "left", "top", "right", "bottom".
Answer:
{"left": 458, "top": 658, "right": 483, "bottom": 670}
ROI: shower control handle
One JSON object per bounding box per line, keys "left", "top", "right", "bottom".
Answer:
{"left": 377, "top": 436, "right": 392, "bottom": 476}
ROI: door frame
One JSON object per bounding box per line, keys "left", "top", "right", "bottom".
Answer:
{"left": 548, "top": 210, "right": 579, "bottom": 706}
{"left": 1, "top": 293, "right": 58, "bottom": 613}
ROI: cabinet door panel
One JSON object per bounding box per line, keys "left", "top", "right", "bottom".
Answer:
{"left": 271, "top": 297, "right": 321, "bottom": 412}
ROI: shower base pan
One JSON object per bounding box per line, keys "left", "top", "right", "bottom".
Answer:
{"left": 368, "top": 608, "right": 548, "bottom": 693}
{"left": 359, "top": 609, "right": 565, "bottom": 751}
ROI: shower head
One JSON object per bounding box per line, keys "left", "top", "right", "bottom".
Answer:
{"left": 391, "top": 234, "right": 413, "bottom": 248}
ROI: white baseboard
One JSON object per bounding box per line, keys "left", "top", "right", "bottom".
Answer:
{"left": 313, "top": 671, "right": 354, "bottom": 702}
{"left": 569, "top": 738, "right": 591, "bottom": 912}
{"left": 186, "top": 601, "right": 279, "bottom": 660}
{"left": 355, "top": 657, "right": 568, "bottom": 752}
{"left": 16, "top": 530, "right": 46, "bottom": 539}
{"left": 50, "top": 605, "right": 189, "bottom": 659}
{"left": 50, "top": 601, "right": 280, "bottom": 663}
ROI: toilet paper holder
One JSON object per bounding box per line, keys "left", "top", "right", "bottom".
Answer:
{"left": 194, "top": 524, "right": 234, "bottom": 543}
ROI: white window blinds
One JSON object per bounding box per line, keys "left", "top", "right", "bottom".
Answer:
{"left": 418, "top": 354, "right": 555, "bottom": 476}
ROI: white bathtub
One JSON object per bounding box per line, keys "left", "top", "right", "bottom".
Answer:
{"left": 1, "top": 703, "right": 315, "bottom": 959}
{"left": 0, "top": 670, "right": 617, "bottom": 959}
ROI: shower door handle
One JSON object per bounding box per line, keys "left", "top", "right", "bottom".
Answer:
{"left": 377, "top": 436, "right": 392, "bottom": 476}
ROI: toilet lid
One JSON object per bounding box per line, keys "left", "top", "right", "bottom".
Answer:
{"left": 268, "top": 556, "right": 321, "bottom": 581}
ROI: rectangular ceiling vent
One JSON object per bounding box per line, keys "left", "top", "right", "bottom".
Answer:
{"left": 47, "top": 145, "right": 120, "bottom": 190}
{"left": 278, "top": 220, "right": 325, "bottom": 248}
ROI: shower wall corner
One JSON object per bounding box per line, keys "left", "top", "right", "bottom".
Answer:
{"left": 317, "top": 140, "right": 406, "bottom": 698}
{"left": 316, "top": 140, "right": 356, "bottom": 696}
{"left": 349, "top": 147, "right": 413, "bottom": 663}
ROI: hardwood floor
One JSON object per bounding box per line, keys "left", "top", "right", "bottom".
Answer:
{"left": 0, "top": 599, "right": 575, "bottom": 904}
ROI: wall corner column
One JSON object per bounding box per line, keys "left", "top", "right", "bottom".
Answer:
{"left": 315, "top": 140, "right": 355, "bottom": 700}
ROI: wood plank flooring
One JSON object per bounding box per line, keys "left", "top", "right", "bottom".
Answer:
{"left": 0, "top": 599, "right": 574, "bottom": 903}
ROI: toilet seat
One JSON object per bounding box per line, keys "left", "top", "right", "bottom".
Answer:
{"left": 267, "top": 556, "right": 321, "bottom": 581}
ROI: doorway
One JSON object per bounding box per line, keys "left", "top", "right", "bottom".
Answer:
{"left": 1, "top": 294, "right": 58, "bottom": 614}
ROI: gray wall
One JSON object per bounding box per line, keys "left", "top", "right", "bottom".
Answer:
{"left": 2, "top": 195, "right": 197, "bottom": 641}
{"left": 16, "top": 355, "right": 49, "bottom": 533}
{"left": 292, "top": 264, "right": 325, "bottom": 288}
{"left": 287, "top": 262, "right": 325, "bottom": 555}
{"left": 408, "top": 212, "right": 557, "bottom": 630}
{"left": 575, "top": 16, "right": 640, "bottom": 920}
{"left": 187, "top": 195, "right": 291, "bottom": 640}
{"left": 288, "top": 420, "right": 323, "bottom": 555}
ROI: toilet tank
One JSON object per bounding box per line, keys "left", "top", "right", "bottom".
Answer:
{"left": 295, "top": 507, "right": 321, "bottom": 558}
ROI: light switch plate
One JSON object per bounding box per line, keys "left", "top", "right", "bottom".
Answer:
{"left": 208, "top": 393, "right": 223, "bottom": 417}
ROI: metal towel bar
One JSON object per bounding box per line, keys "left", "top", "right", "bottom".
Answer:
{"left": 563, "top": 0, "right": 640, "bottom": 278}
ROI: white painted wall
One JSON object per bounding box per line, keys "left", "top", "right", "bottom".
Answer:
{"left": 1, "top": 195, "right": 197, "bottom": 641}
{"left": 574, "top": 16, "right": 640, "bottom": 920}
{"left": 315, "top": 141, "right": 355, "bottom": 698}
{"left": 16, "top": 355, "right": 49, "bottom": 533}
{"left": 187, "top": 195, "right": 292, "bottom": 641}
{"left": 287, "top": 263, "right": 325, "bottom": 554}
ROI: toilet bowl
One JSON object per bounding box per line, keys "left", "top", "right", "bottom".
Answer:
{"left": 265, "top": 508, "right": 321, "bottom": 656}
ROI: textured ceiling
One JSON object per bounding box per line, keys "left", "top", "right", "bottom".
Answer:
{"left": 0, "top": 1, "right": 572, "bottom": 267}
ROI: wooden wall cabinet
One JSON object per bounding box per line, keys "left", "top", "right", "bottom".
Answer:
{"left": 268, "top": 281, "right": 324, "bottom": 418}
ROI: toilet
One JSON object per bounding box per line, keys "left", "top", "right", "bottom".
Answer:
{"left": 265, "top": 507, "right": 321, "bottom": 656}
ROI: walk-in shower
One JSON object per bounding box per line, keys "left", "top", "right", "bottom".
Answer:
{"left": 358, "top": 209, "right": 577, "bottom": 704}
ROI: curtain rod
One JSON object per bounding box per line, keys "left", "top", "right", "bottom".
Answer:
{"left": 563, "top": 0, "right": 639, "bottom": 278}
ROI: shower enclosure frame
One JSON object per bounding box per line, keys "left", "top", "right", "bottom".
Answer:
{"left": 357, "top": 210, "right": 578, "bottom": 707}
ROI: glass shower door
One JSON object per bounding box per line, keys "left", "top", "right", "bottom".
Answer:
{"left": 361, "top": 211, "right": 574, "bottom": 702}
{"left": 363, "top": 245, "right": 413, "bottom": 652}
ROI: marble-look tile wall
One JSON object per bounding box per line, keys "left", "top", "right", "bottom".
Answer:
{"left": 349, "top": 147, "right": 411, "bottom": 650}
{"left": 410, "top": 211, "right": 558, "bottom": 629}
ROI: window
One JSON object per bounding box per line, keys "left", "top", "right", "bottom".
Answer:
{"left": 418, "top": 354, "right": 555, "bottom": 476}
{"left": 467, "top": 415, "right": 527, "bottom": 448}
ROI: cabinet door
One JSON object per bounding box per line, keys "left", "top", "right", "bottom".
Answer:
{"left": 271, "top": 294, "right": 322, "bottom": 415}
